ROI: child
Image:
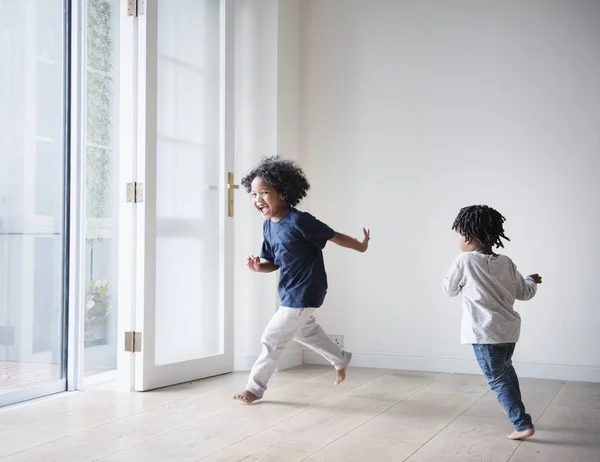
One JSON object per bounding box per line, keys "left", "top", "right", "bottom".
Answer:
{"left": 233, "top": 156, "right": 370, "bottom": 404}
{"left": 443, "top": 205, "right": 542, "bottom": 440}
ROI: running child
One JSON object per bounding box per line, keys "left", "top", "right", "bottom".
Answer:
{"left": 443, "top": 205, "right": 542, "bottom": 440}
{"left": 233, "top": 156, "right": 370, "bottom": 403}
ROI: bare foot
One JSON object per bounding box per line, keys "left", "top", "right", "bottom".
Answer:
{"left": 507, "top": 427, "right": 535, "bottom": 440}
{"left": 334, "top": 352, "right": 352, "bottom": 385}
{"left": 233, "top": 390, "right": 260, "bottom": 404}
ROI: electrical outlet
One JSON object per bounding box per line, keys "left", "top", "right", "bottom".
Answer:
{"left": 328, "top": 335, "right": 344, "bottom": 349}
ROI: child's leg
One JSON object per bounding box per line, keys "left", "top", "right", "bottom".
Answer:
{"left": 506, "top": 357, "right": 523, "bottom": 401}
{"left": 294, "top": 315, "right": 352, "bottom": 385}
{"left": 473, "top": 343, "right": 534, "bottom": 440}
{"left": 234, "top": 307, "right": 313, "bottom": 403}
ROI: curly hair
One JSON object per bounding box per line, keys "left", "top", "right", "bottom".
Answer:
{"left": 452, "top": 205, "right": 510, "bottom": 249}
{"left": 241, "top": 156, "right": 310, "bottom": 207}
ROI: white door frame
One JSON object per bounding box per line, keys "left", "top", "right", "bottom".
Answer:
{"left": 66, "top": 0, "right": 85, "bottom": 392}
{"left": 114, "top": 0, "right": 140, "bottom": 392}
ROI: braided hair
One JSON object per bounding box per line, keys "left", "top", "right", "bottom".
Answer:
{"left": 452, "top": 205, "right": 510, "bottom": 249}
{"left": 241, "top": 156, "right": 310, "bottom": 207}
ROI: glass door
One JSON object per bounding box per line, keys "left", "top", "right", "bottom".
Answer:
{"left": 130, "top": 0, "right": 235, "bottom": 391}
{"left": 0, "top": 0, "right": 69, "bottom": 406}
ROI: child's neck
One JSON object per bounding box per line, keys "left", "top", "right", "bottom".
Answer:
{"left": 271, "top": 206, "right": 290, "bottom": 222}
{"left": 473, "top": 246, "right": 495, "bottom": 255}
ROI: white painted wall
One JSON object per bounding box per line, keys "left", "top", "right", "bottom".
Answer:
{"left": 298, "top": 0, "right": 600, "bottom": 381}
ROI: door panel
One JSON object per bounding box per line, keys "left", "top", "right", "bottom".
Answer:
{"left": 131, "top": 0, "right": 234, "bottom": 391}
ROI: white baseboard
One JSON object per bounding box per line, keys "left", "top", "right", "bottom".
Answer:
{"left": 302, "top": 350, "right": 600, "bottom": 383}
{"left": 234, "top": 347, "right": 303, "bottom": 372}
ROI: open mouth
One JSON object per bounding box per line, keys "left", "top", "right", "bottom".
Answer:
{"left": 258, "top": 205, "right": 270, "bottom": 215}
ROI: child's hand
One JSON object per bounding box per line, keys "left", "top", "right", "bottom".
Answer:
{"left": 528, "top": 273, "right": 542, "bottom": 284}
{"left": 358, "top": 227, "right": 370, "bottom": 252}
{"left": 246, "top": 256, "right": 261, "bottom": 272}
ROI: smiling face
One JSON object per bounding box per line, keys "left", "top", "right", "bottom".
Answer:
{"left": 250, "top": 176, "right": 289, "bottom": 221}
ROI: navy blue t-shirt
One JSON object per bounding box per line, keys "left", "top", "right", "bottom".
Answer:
{"left": 260, "top": 208, "right": 336, "bottom": 308}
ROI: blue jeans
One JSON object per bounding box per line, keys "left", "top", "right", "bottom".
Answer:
{"left": 473, "top": 343, "right": 533, "bottom": 431}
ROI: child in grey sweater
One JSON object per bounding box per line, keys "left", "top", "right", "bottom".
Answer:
{"left": 443, "top": 205, "right": 542, "bottom": 440}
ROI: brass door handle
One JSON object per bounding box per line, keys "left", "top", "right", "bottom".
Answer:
{"left": 227, "top": 172, "right": 239, "bottom": 217}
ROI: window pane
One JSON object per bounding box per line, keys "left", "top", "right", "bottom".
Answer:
{"left": 0, "top": 0, "right": 66, "bottom": 401}
{"left": 83, "top": 0, "right": 120, "bottom": 377}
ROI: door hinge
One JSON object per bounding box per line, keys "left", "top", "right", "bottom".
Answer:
{"left": 124, "top": 331, "right": 142, "bottom": 353}
{"left": 127, "top": 0, "right": 145, "bottom": 17}
{"left": 126, "top": 182, "right": 144, "bottom": 203}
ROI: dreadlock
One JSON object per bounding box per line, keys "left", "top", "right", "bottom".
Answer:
{"left": 241, "top": 156, "right": 310, "bottom": 207}
{"left": 452, "top": 205, "right": 510, "bottom": 249}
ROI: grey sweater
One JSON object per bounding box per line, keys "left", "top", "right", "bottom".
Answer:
{"left": 443, "top": 251, "right": 537, "bottom": 344}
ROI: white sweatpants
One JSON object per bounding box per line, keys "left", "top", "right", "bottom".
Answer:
{"left": 246, "top": 306, "right": 349, "bottom": 398}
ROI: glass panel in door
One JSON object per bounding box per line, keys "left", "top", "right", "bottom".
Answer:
{"left": 154, "top": 0, "right": 222, "bottom": 365}
{"left": 0, "top": 0, "right": 68, "bottom": 406}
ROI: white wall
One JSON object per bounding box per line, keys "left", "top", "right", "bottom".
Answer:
{"left": 298, "top": 0, "right": 600, "bottom": 381}
{"left": 233, "top": 0, "right": 303, "bottom": 371}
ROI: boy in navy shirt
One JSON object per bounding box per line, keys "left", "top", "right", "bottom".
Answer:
{"left": 234, "top": 156, "right": 370, "bottom": 403}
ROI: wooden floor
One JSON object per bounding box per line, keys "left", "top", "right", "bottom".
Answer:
{"left": 0, "top": 365, "right": 598, "bottom": 461}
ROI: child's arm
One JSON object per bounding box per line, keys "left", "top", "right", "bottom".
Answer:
{"left": 515, "top": 270, "right": 541, "bottom": 301}
{"left": 330, "top": 228, "right": 370, "bottom": 253}
{"left": 247, "top": 256, "right": 279, "bottom": 273}
{"left": 443, "top": 261, "right": 463, "bottom": 297}
{"left": 248, "top": 237, "right": 279, "bottom": 273}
